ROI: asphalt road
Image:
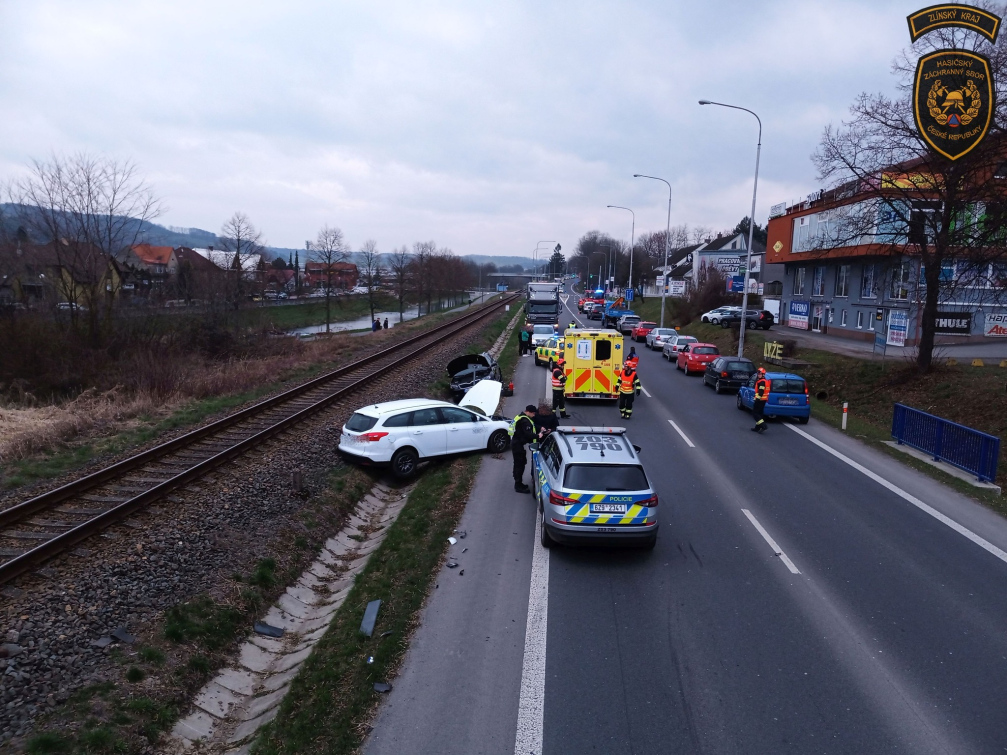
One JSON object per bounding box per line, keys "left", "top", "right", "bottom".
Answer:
{"left": 366, "top": 290, "right": 1007, "bottom": 755}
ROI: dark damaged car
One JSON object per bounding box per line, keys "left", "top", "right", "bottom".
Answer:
{"left": 447, "top": 353, "right": 510, "bottom": 399}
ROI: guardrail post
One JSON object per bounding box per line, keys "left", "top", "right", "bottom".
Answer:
{"left": 933, "top": 422, "right": 944, "bottom": 462}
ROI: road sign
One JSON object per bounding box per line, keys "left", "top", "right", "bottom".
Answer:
{"left": 625, "top": 289, "right": 634, "bottom": 302}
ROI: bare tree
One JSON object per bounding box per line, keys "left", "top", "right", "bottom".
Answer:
{"left": 311, "top": 224, "right": 348, "bottom": 333}
{"left": 813, "top": 9, "right": 1007, "bottom": 370}
{"left": 411, "top": 240, "right": 436, "bottom": 314}
{"left": 10, "top": 152, "right": 161, "bottom": 340}
{"left": 387, "top": 246, "right": 412, "bottom": 322}
{"left": 219, "top": 212, "right": 264, "bottom": 310}
{"left": 359, "top": 239, "right": 382, "bottom": 324}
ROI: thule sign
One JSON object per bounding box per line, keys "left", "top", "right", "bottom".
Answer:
{"left": 934, "top": 311, "right": 971, "bottom": 336}
{"left": 985, "top": 312, "right": 1007, "bottom": 337}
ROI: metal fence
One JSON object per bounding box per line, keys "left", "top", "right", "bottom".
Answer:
{"left": 891, "top": 403, "right": 1000, "bottom": 482}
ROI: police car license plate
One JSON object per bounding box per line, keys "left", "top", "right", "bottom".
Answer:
{"left": 778, "top": 398, "right": 798, "bottom": 405}
{"left": 591, "top": 503, "right": 626, "bottom": 514}
{"left": 597, "top": 527, "right": 617, "bottom": 533}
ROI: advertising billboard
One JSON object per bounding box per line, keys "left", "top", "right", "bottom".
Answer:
{"left": 985, "top": 312, "right": 1007, "bottom": 337}
{"left": 934, "top": 311, "right": 972, "bottom": 335}
{"left": 887, "top": 309, "right": 909, "bottom": 346}
{"left": 788, "top": 300, "right": 809, "bottom": 330}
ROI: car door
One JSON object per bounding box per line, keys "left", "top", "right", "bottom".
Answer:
{"left": 677, "top": 344, "right": 689, "bottom": 367}
{"left": 441, "top": 406, "right": 488, "bottom": 453}
{"left": 407, "top": 407, "right": 448, "bottom": 458}
{"left": 740, "top": 375, "right": 757, "bottom": 407}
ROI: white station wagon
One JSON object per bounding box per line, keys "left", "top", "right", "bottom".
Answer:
{"left": 338, "top": 380, "right": 511, "bottom": 479}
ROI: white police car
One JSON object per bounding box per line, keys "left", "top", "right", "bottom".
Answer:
{"left": 531, "top": 427, "right": 658, "bottom": 548}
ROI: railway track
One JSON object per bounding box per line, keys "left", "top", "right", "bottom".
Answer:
{"left": 0, "top": 294, "right": 519, "bottom": 585}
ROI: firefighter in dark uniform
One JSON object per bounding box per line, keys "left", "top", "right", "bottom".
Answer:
{"left": 511, "top": 405, "right": 538, "bottom": 493}
{"left": 752, "top": 367, "right": 770, "bottom": 433}
{"left": 616, "top": 362, "right": 642, "bottom": 420}
{"left": 551, "top": 358, "right": 571, "bottom": 418}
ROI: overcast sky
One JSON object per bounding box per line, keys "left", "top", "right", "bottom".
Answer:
{"left": 0, "top": 0, "right": 914, "bottom": 256}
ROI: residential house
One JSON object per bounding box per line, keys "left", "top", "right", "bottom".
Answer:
{"left": 304, "top": 261, "right": 358, "bottom": 291}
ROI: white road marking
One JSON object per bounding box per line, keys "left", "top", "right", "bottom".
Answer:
{"left": 786, "top": 424, "right": 1007, "bottom": 566}
{"left": 641, "top": 386, "right": 652, "bottom": 398}
{"left": 514, "top": 515, "right": 550, "bottom": 755}
{"left": 667, "top": 419, "right": 695, "bottom": 448}
{"left": 742, "top": 508, "right": 801, "bottom": 574}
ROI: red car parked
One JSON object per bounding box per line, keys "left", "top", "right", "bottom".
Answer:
{"left": 676, "top": 342, "right": 720, "bottom": 375}
{"left": 630, "top": 321, "right": 658, "bottom": 342}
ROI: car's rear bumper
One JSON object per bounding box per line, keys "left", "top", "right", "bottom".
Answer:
{"left": 545, "top": 520, "right": 658, "bottom": 546}
{"left": 765, "top": 404, "right": 811, "bottom": 418}
{"left": 337, "top": 444, "right": 392, "bottom": 466}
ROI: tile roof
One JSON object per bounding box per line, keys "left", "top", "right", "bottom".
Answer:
{"left": 131, "top": 244, "right": 174, "bottom": 265}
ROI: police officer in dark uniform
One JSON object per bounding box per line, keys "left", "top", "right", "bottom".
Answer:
{"left": 752, "top": 367, "right": 770, "bottom": 433}
{"left": 512, "top": 405, "right": 538, "bottom": 493}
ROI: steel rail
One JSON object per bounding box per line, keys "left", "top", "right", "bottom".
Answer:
{"left": 0, "top": 294, "right": 518, "bottom": 584}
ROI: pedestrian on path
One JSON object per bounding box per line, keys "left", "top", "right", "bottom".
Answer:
{"left": 616, "top": 362, "right": 641, "bottom": 420}
{"left": 519, "top": 327, "right": 531, "bottom": 356}
{"left": 372, "top": 318, "right": 380, "bottom": 332}
{"left": 752, "top": 367, "right": 769, "bottom": 433}
{"left": 383, "top": 317, "right": 389, "bottom": 329}
{"left": 510, "top": 405, "right": 538, "bottom": 493}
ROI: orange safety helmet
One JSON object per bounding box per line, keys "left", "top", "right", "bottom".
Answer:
{"left": 757, "top": 366, "right": 766, "bottom": 375}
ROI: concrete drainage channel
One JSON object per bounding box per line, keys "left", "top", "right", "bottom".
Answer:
{"left": 168, "top": 481, "right": 413, "bottom": 752}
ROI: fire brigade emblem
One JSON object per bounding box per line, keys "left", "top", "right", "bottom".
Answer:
{"left": 913, "top": 49, "right": 994, "bottom": 160}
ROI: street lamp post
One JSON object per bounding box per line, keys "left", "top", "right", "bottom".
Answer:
{"left": 633, "top": 174, "right": 672, "bottom": 328}
{"left": 535, "top": 240, "right": 557, "bottom": 280}
{"left": 607, "top": 205, "right": 635, "bottom": 293}
{"left": 599, "top": 244, "right": 614, "bottom": 293}
{"left": 699, "top": 99, "right": 762, "bottom": 358}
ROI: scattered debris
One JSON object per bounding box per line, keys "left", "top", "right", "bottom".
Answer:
{"left": 462, "top": 548, "right": 468, "bottom": 553}
{"left": 459, "top": 570, "right": 465, "bottom": 576}
{"left": 360, "top": 599, "right": 382, "bottom": 637}
{"left": 367, "top": 656, "right": 374, "bottom": 664}
{"left": 90, "top": 637, "right": 113, "bottom": 649}
{"left": 373, "top": 682, "right": 392, "bottom": 693}
{"left": 111, "top": 627, "right": 136, "bottom": 644}
{"left": 254, "top": 622, "right": 285, "bottom": 638}
{"left": 448, "top": 537, "right": 458, "bottom": 545}
{"left": 379, "top": 631, "right": 393, "bottom": 638}
{"left": 446, "top": 562, "right": 459, "bottom": 569}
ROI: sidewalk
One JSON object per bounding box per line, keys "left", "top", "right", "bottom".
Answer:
{"left": 772, "top": 326, "right": 1007, "bottom": 362}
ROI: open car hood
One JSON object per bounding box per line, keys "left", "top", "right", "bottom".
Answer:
{"left": 446, "top": 353, "right": 494, "bottom": 377}
{"left": 459, "top": 379, "right": 502, "bottom": 417}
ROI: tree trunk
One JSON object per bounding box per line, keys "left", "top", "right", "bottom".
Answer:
{"left": 916, "top": 256, "right": 941, "bottom": 372}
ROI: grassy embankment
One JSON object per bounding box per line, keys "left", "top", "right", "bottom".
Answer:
{"left": 630, "top": 298, "right": 1007, "bottom": 509}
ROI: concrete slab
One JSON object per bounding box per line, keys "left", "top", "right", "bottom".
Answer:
{"left": 308, "top": 562, "right": 339, "bottom": 580}
{"left": 248, "top": 634, "right": 286, "bottom": 654}
{"left": 194, "top": 681, "right": 244, "bottom": 719}
{"left": 261, "top": 665, "right": 300, "bottom": 693}
{"left": 242, "top": 685, "right": 289, "bottom": 721}
{"left": 323, "top": 537, "right": 353, "bottom": 557}
{"left": 262, "top": 606, "right": 305, "bottom": 631}
{"left": 278, "top": 593, "right": 314, "bottom": 619}
{"left": 883, "top": 442, "right": 1002, "bottom": 493}
{"left": 285, "top": 585, "right": 320, "bottom": 605}
{"left": 214, "top": 668, "right": 261, "bottom": 696}
{"left": 301, "top": 624, "right": 330, "bottom": 643}
{"left": 172, "top": 710, "right": 217, "bottom": 742}
{"left": 228, "top": 706, "right": 279, "bottom": 745}
{"left": 238, "top": 643, "right": 277, "bottom": 674}
{"left": 271, "top": 645, "right": 313, "bottom": 673}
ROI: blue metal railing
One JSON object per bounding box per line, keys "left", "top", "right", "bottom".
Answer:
{"left": 891, "top": 403, "right": 1000, "bottom": 483}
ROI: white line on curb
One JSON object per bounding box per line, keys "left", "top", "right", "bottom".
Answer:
{"left": 667, "top": 419, "right": 695, "bottom": 448}
{"left": 786, "top": 424, "right": 1007, "bottom": 566}
{"left": 641, "top": 386, "right": 652, "bottom": 398}
{"left": 742, "top": 508, "right": 801, "bottom": 574}
{"left": 514, "top": 516, "right": 550, "bottom": 755}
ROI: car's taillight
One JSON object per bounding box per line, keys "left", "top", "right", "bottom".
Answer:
{"left": 721, "top": 371, "right": 728, "bottom": 377}
{"left": 549, "top": 490, "right": 577, "bottom": 506}
{"left": 360, "top": 432, "right": 389, "bottom": 442}
{"left": 639, "top": 495, "right": 658, "bottom": 507}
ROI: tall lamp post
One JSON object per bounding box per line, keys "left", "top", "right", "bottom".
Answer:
{"left": 699, "top": 99, "right": 762, "bottom": 358}
{"left": 607, "top": 205, "right": 635, "bottom": 293}
{"left": 599, "top": 244, "right": 614, "bottom": 293}
{"left": 535, "top": 240, "right": 557, "bottom": 280}
{"left": 633, "top": 174, "right": 672, "bottom": 329}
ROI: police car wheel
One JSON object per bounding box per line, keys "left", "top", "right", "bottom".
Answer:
{"left": 540, "top": 511, "right": 553, "bottom": 548}
{"left": 488, "top": 429, "right": 510, "bottom": 453}
{"left": 390, "top": 448, "right": 419, "bottom": 479}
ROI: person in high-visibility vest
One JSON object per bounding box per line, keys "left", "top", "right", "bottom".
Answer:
{"left": 625, "top": 347, "right": 639, "bottom": 370}
{"left": 752, "top": 367, "right": 770, "bottom": 433}
{"left": 568, "top": 321, "right": 576, "bottom": 331}
{"left": 510, "top": 405, "right": 538, "bottom": 493}
{"left": 551, "top": 358, "right": 571, "bottom": 418}
{"left": 616, "top": 363, "right": 642, "bottom": 420}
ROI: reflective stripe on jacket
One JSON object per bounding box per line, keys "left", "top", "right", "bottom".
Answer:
{"left": 618, "top": 369, "right": 641, "bottom": 394}
{"left": 551, "top": 369, "right": 566, "bottom": 389}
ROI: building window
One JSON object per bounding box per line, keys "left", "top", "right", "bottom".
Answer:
{"left": 812, "top": 266, "right": 825, "bottom": 297}
{"left": 794, "top": 267, "right": 806, "bottom": 296}
{"left": 868, "top": 312, "right": 875, "bottom": 331}
{"left": 861, "top": 264, "right": 876, "bottom": 299}
{"left": 841, "top": 309, "right": 848, "bottom": 326}
{"left": 857, "top": 311, "right": 864, "bottom": 328}
{"left": 891, "top": 261, "right": 912, "bottom": 300}
{"left": 835, "top": 264, "right": 850, "bottom": 297}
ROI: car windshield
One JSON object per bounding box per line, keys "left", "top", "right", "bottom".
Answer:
{"left": 346, "top": 412, "right": 378, "bottom": 432}
{"left": 533, "top": 325, "right": 554, "bottom": 334}
{"left": 528, "top": 304, "right": 557, "bottom": 314}
{"left": 693, "top": 347, "right": 718, "bottom": 355}
{"left": 564, "top": 464, "right": 649, "bottom": 492}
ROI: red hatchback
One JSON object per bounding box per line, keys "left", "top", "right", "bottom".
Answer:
{"left": 630, "top": 321, "right": 658, "bottom": 342}
{"left": 676, "top": 342, "right": 720, "bottom": 375}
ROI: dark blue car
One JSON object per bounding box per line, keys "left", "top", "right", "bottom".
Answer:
{"left": 737, "top": 371, "right": 811, "bottom": 424}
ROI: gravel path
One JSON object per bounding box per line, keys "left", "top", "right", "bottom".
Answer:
{"left": 0, "top": 314, "right": 502, "bottom": 748}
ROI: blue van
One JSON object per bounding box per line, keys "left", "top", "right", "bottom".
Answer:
{"left": 737, "top": 371, "right": 811, "bottom": 424}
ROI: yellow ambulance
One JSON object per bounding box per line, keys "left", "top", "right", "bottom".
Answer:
{"left": 562, "top": 328, "right": 625, "bottom": 400}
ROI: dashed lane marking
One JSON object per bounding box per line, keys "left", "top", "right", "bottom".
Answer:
{"left": 667, "top": 419, "right": 696, "bottom": 448}
{"left": 742, "top": 508, "right": 801, "bottom": 574}
{"left": 786, "top": 424, "right": 1007, "bottom": 567}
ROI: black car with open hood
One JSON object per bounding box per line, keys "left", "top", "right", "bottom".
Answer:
{"left": 446, "top": 352, "right": 506, "bottom": 398}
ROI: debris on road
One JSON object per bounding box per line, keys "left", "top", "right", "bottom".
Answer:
{"left": 373, "top": 682, "right": 392, "bottom": 693}
{"left": 360, "top": 599, "right": 382, "bottom": 637}
{"left": 254, "top": 622, "right": 285, "bottom": 638}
